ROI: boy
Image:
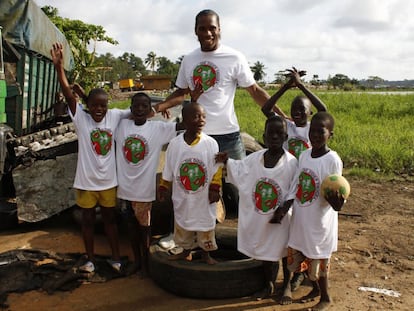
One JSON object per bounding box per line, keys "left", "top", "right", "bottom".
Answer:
{"left": 115, "top": 92, "right": 184, "bottom": 277}
{"left": 51, "top": 43, "right": 130, "bottom": 273}
{"left": 262, "top": 67, "right": 327, "bottom": 159}
{"left": 272, "top": 112, "right": 345, "bottom": 310}
{"left": 158, "top": 102, "right": 222, "bottom": 265}
{"left": 215, "top": 115, "right": 297, "bottom": 302}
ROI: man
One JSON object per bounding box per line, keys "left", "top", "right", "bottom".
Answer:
{"left": 153, "top": 9, "right": 287, "bottom": 159}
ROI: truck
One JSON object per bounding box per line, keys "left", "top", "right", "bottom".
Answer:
{"left": 118, "top": 78, "right": 144, "bottom": 92}
{"left": 0, "top": 0, "right": 77, "bottom": 228}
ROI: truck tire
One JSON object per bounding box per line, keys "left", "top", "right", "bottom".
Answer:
{"left": 149, "top": 226, "right": 264, "bottom": 299}
{"left": 240, "top": 132, "right": 263, "bottom": 155}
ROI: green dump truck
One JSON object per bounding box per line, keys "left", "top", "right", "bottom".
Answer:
{"left": 0, "top": 0, "right": 77, "bottom": 228}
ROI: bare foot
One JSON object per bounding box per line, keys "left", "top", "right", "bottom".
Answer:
{"left": 308, "top": 300, "right": 332, "bottom": 311}
{"left": 301, "top": 288, "right": 320, "bottom": 303}
{"left": 280, "top": 286, "right": 292, "bottom": 305}
{"left": 168, "top": 250, "right": 192, "bottom": 261}
{"left": 202, "top": 252, "right": 218, "bottom": 265}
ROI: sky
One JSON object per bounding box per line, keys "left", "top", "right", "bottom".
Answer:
{"left": 34, "top": 0, "right": 414, "bottom": 82}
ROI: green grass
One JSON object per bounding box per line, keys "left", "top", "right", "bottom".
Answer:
{"left": 111, "top": 90, "right": 414, "bottom": 179}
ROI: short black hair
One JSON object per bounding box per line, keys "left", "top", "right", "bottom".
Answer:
{"left": 87, "top": 88, "right": 108, "bottom": 103}
{"left": 195, "top": 9, "right": 220, "bottom": 28}
{"left": 311, "top": 111, "right": 335, "bottom": 131}
{"left": 131, "top": 92, "right": 151, "bottom": 105}
{"left": 182, "top": 101, "right": 202, "bottom": 120}
{"left": 265, "top": 113, "right": 287, "bottom": 133}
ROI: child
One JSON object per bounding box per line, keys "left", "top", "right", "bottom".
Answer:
{"left": 51, "top": 43, "right": 130, "bottom": 273}
{"left": 215, "top": 115, "right": 297, "bottom": 302}
{"left": 272, "top": 111, "right": 345, "bottom": 310}
{"left": 262, "top": 67, "right": 327, "bottom": 159}
{"left": 158, "top": 102, "right": 222, "bottom": 265}
{"left": 115, "top": 92, "right": 184, "bottom": 277}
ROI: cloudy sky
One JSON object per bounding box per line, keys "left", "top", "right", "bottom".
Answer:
{"left": 34, "top": 0, "right": 413, "bottom": 82}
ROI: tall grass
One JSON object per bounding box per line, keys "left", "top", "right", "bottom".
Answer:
{"left": 111, "top": 90, "right": 414, "bottom": 178}
{"left": 235, "top": 89, "right": 414, "bottom": 177}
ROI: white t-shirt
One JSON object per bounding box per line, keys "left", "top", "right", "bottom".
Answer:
{"left": 226, "top": 149, "right": 298, "bottom": 261}
{"left": 115, "top": 120, "right": 176, "bottom": 202}
{"left": 162, "top": 132, "right": 220, "bottom": 231}
{"left": 70, "top": 108, "right": 130, "bottom": 190}
{"left": 175, "top": 44, "right": 256, "bottom": 135}
{"left": 285, "top": 120, "right": 311, "bottom": 159}
{"left": 287, "top": 149, "right": 343, "bottom": 259}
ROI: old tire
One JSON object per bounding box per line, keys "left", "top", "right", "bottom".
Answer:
{"left": 241, "top": 132, "right": 263, "bottom": 155}
{"left": 149, "top": 226, "right": 264, "bottom": 299}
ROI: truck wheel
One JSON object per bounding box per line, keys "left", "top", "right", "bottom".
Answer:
{"left": 241, "top": 132, "right": 263, "bottom": 155}
{"left": 149, "top": 226, "right": 264, "bottom": 299}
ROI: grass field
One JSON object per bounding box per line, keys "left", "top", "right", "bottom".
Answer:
{"left": 112, "top": 90, "right": 414, "bottom": 179}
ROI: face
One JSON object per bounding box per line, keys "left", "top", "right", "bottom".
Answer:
{"left": 309, "top": 118, "right": 332, "bottom": 150}
{"left": 87, "top": 94, "right": 108, "bottom": 122}
{"left": 290, "top": 97, "right": 312, "bottom": 127}
{"left": 183, "top": 104, "right": 206, "bottom": 135}
{"left": 195, "top": 14, "right": 221, "bottom": 51}
{"left": 264, "top": 119, "right": 288, "bottom": 151}
{"left": 131, "top": 96, "right": 151, "bottom": 125}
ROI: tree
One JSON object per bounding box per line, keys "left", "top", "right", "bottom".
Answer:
{"left": 273, "top": 70, "right": 289, "bottom": 84}
{"left": 145, "top": 51, "right": 158, "bottom": 74}
{"left": 327, "top": 73, "right": 351, "bottom": 89}
{"left": 250, "top": 61, "right": 266, "bottom": 82}
{"left": 367, "top": 76, "right": 384, "bottom": 88}
{"left": 42, "top": 5, "right": 118, "bottom": 89}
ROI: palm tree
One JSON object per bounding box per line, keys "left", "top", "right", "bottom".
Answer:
{"left": 145, "top": 51, "right": 158, "bottom": 74}
{"left": 250, "top": 61, "right": 266, "bottom": 82}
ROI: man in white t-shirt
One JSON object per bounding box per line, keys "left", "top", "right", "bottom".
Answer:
{"left": 153, "top": 9, "right": 287, "bottom": 159}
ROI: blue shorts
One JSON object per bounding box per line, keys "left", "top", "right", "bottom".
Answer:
{"left": 210, "top": 131, "right": 245, "bottom": 160}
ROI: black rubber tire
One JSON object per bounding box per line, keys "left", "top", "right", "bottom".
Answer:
{"left": 149, "top": 226, "right": 264, "bottom": 299}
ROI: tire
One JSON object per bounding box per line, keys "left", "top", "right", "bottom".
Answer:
{"left": 149, "top": 226, "right": 264, "bottom": 299}
{"left": 241, "top": 132, "right": 263, "bottom": 155}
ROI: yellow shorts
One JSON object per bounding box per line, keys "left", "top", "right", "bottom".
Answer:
{"left": 131, "top": 201, "right": 152, "bottom": 226}
{"left": 174, "top": 221, "right": 217, "bottom": 252}
{"left": 76, "top": 187, "right": 117, "bottom": 209}
{"left": 287, "top": 247, "right": 330, "bottom": 281}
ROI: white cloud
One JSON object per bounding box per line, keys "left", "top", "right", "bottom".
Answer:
{"left": 34, "top": 0, "right": 413, "bottom": 81}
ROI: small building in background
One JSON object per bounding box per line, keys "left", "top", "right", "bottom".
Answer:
{"left": 141, "top": 74, "right": 172, "bottom": 91}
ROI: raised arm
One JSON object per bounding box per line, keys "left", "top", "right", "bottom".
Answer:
{"left": 50, "top": 43, "right": 77, "bottom": 115}
{"left": 290, "top": 68, "right": 327, "bottom": 112}
{"left": 261, "top": 78, "right": 294, "bottom": 118}
{"left": 245, "top": 83, "right": 289, "bottom": 119}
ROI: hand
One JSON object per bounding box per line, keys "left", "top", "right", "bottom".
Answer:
{"left": 215, "top": 152, "right": 229, "bottom": 164}
{"left": 50, "top": 43, "right": 64, "bottom": 67}
{"left": 152, "top": 103, "right": 171, "bottom": 119}
{"left": 209, "top": 188, "right": 220, "bottom": 204}
{"left": 190, "top": 82, "right": 203, "bottom": 102}
{"left": 286, "top": 67, "right": 306, "bottom": 87}
{"left": 325, "top": 191, "right": 346, "bottom": 211}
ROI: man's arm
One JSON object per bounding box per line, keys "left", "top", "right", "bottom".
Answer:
{"left": 245, "top": 83, "right": 289, "bottom": 119}
{"left": 50, "top": 43, "right": 77, "bottom": 115}
{"left": 153, "top": 88, "right": 188, "bottom": 118}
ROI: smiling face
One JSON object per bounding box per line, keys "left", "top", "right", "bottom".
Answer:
{"left": 182, "top": 102, "right": 206, "bottom": 136}
{"left": 195, "top": 12, "right": 221, "bottom": 52}
{"left": 131, "top": 94, "right": 151, "bottom": 126}
{"left": 87, "top": 92, "right": 108, "bottom": 123}
{"left": 290, "top": 96, "right": 312, "bottom": 127}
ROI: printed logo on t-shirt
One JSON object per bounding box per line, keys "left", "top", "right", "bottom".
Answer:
{"left": 178, "top": 158, "right": 207, "bottom": 193}
{"left": 90, "top": 128, "right": 112, "bottom": 156}
{"left": 295, "top": 168, "right": 320, "bottom": 206}
{"left": 123, "top": 135, "right": 148, "bottom": 165}
{"left": 193, "top": 62, "right": 219, "bottom": 92}
{"left": 288, "top": 137, "right": 310, "bottom": 159}
{"left": 253, "top": 178, "right": 281, "bottom": 214}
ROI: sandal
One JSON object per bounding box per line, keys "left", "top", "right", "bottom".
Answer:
{"left": 107, "top": 259, "right": 122, "bottom": 273}
{"left": 79, "top": 260, "right": 95, "bottom": 273}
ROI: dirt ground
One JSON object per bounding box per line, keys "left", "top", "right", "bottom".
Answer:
{"left": 0, "top": 177, "right": 413, "bottom": 311}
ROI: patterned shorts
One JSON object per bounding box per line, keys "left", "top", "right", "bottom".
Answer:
{"left": 173, "top": 221, "right": 217, "bottom": 252}
{"left": 287, "top": 247, "right": 330, "bottom": 281}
